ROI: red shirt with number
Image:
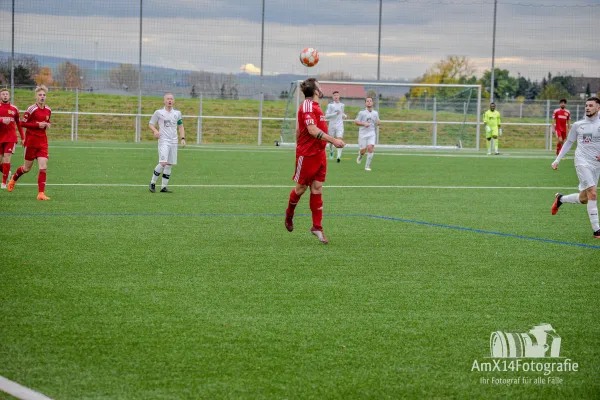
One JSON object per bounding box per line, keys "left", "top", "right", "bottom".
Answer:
{"left": 553, "top": 108, "right": 570, "bottom": 135}
{"left": 0, "top": 102, "right": 24, "bottom": 143}
{"left": 22, "top": 103, "right": 51, "bottom": 148}
{"left": 296, "top": 99, "right": 328, "bottom": 157}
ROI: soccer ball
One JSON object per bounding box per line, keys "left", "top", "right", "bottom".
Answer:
{"left": 299, "top": 47, "right": 319, "bottom": 67}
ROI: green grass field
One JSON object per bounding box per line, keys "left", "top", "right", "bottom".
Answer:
{"left": 1, "top": 142, "right": 598, "bottom": 399}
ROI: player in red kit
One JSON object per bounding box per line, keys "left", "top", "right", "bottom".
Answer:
{"left": 553, "top": 99, "right": 571, "bottom": 155}
{"left": 7, "top": 86, "right": 51, "bottom": 200}
{"left": 284, "top": 78, "right": 345, "bottom": 244}
{"left": 0, "top": 88, "right": 24, "bottom": 189}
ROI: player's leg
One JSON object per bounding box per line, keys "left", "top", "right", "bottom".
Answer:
{"left": 7, "top": 148, "right": 34, "bottom": 192}
{"left": 584, "top": 185, "right": 599, "bottom": 237}
{"left": 336, "top": 129, "right": 344, "bottom": 162}
{"left": 150, "top": 143, "right": 168, "bottom": 192}
{"left": 365, "top": 141, "right": 375, "bottom": 171}
{"left": 357, "top": 137, "right": 366, "bottom": 164}
{"left": 1, "top": 146, "right": 11, "bottom": 188}
{"left": 160, "top": 145, "right": 177, "bottom": 193}
{"left": 308, "top": 179, "right": 328, "bottom": 244}
{"left": 493, "top": 131, "right": 499, "bottom": 154}
{"left": 36, "top": 156, "right": 50, "bottom": 200}
{"left": 556, "top": 131, "right": 564, "bottom": 155}
{"left": 286, "top": 155, "right": 311, "bottom": 231}
{"left": 486, "top": 136, "right": 492, "bottom": 155}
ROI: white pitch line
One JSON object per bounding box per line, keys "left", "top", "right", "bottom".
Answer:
{"left": 0, "top": 376, "right": 54, "bottom": 400}
{"left": 14, "top": 183, "right": 577, "bottom": 190}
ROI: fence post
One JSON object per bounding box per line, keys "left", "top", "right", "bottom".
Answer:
{"left": 576, "top": 104, "right": 579, "bottom": 121}
{"left": 70, "top": 113, "right": 74, "bottom": 141}
{"left": 258, "top": 92, "right": 264, "bottom": 146}
{"left": 519, "top": 103, "right": 523, "bottom": 119}
{"left": 196, "top": 93, "right": 203, "bottom": 144}
{"left": 545, "top": 100, "right": 551, "bottom": 150}
{"left": 75, "top": 88, "right": 79, "bottom": 141}
{"left": 432, "top": 96, "right": 437, "bottom": 146}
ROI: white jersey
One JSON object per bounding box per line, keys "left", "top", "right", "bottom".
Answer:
{"left": 355, "top": 108, "right": 380, "bottom": 139}
{"left": 555, "top": 115, "right": 600, "bottom": 169}
{"left": 149, "top": 107, "right": 182, "bottom": 145}
{"left": 325, "top": 102, "right": 345, "bottom": 127}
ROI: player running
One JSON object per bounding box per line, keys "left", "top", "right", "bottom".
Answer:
{"left": 0, "top": 88, "right": 24, "bottom": 189}
{"left": 7, "top": 86, "right": 51, "bottom": 200}
{"left": 148, "top": 93, "right": 185, "bottom": 193}
{"left": 325, "top": 90, "right": 347, "bottom": 162}
{"left": 483, "top": 102, "right": 501, "bottom": 155}
{"left": 284, "top": 78, "right": 344, "bottom": 244}
{"left": 552, "top": 99, "right": 571, "bottom": 156}
{"left": 355, "top": 97, "right": 380, "bottom": 171}
{"left": 551, "top": 97, "right": 600, "bottom": 238}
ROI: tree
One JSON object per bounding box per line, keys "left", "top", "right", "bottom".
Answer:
{"left": 55, "top": 61, "right": 83, "bottom": 89}
{"left": 0, "top": 56, "right": 39, "bottom": 86}
{"left": 480, "top": 68, "right": 518, "bottom": 100}
{"left": 279, "top": 90, "right": 289, "bottom": 99}
{"left": 551, "top": 75, "right": 576, "bottom": 96}
{"left": 34, "top": 66, "right": 54, "bottom": 86}
{"left": 318, "top": 71, "right": 353, "bottom": 81}
{"left": 537, "top": 82, "right": 570, "bottom": 100}
{"left": 586, "top": 83, "right": 591, "bottom": 98}
{"left": 409, "top": 56, "right": 476, "bottom": 98}
{"left": 109, "top": 64, "right": 139, "bottom": 91}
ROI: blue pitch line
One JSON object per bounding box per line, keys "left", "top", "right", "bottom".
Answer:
{"left": 1, "top": 211, "right": 598, "bottom": 250}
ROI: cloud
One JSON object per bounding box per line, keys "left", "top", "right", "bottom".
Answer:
{"left": 241, "top": 63, "right": 261, "bottom": 74}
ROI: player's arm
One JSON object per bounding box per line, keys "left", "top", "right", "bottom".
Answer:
{"left": 354, "top": 112, "right": 368, "bottom": 127}
{"left": 324, "top": 104, "right": 337, "bottom": 120}
{"left": 375, "top": 111, "right": 381, "bottom": 126}
{"left": 20, "top": 111, "right": 38, "bottom": 129}
{"left": 15, "top": 110, "right": 25, "bottom": 141}
{"left": 552, "top": 124, "right": 577, "bottom": 169}
{"left": 306, "top": 123, "right": 344, "bottom": 148}
{"left": 497, "top": 113, "right": 501, "bottom": 128}
{"left": 149, "top": 111, "right": 160, "bottom": 139}
{"left": 178, "top": 117, "right": 185, "bottom": 147}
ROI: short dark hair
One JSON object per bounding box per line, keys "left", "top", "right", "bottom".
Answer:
{"left": 332, "top": 90, "right": 339, "bottom": 95}
{"left": 300, "top": 78, "right": 319, "bottom": 98}
{"left": 587, "top": 96, "right": 600, "bottom": 105}
{"left": 559, "top": 99, "right": 567, "bottom": 104}
{"left": 365, "top": 97, "right": 373, "bottom": 102}
{"left": 490, "top": 102, "right": 496, "bottom": 106}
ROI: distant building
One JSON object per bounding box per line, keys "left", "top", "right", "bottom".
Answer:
{"left": 572, "top": 77, "right": 600, "bottom": 98}
{"left": 319, "top": 83, "right": 367, "bottom": 107}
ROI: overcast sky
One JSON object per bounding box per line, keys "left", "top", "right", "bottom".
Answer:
{"left": 0, "top": 0, "right": 598, "bottom": 80}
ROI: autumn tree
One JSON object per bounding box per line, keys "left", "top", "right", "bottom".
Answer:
{"left": 55, "top": 61, "right": 83, "bottom": 89}
{"left": 109, "top": 64, "right": 139, "bottom": 91}
{"left": 34, "top": 66, "right": 54, "bottom": 86}
{"left": 409, "top": 56, "right": 476, "bottom": 98}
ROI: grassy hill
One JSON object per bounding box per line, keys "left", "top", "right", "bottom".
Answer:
{"left": 11, "top": 88, "right": 552, "bottom": 148}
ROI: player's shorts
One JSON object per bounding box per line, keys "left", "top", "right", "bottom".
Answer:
{"left": 555, "top": 130, "right": 567, "bottom": 140}
{"left": 24, "top": 145, "right": 49, "bottom": 161}
{"left": 158, "top": 142, "right": 178, "bottom": 165}
{"left": 358, "top": 135, "right": 376, "bottom": 148}
{"left": 486, "top": 128, "right": 499, "bottom": 139}
{"left": 293, "top": 152, "right": 327, "bottom": 185}
{"left": 329, "top": 125, "right": 344, "bottom": 138}
{"left": 576, "top": 164, "right": 600, "bottom": 191}
{"left": 0, "top": 142, "right": 16, "bottom": 155}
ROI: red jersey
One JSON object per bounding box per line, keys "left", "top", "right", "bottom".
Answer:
{"left": 296, "top": 99, "right": 327, "bottom": 157}
{"left": 22, "top": 103, "right": 51, "bottom": 146}
{"left": 552, "top": 108, "right": 570, "bottom": 133}
{"left": 0, "top": 102, "right": 24, "bottom": 143}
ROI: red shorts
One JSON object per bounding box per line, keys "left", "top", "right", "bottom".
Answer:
{"left": 292, "top": 152, "right": 327, "bottom": 185}
{"left": 0, "top": 142, "right": 16, "bottom": 155}
{"left": 555, "top": 130, "right": 567, "bottom": 140}
{"left": 24, "top": 145, "right": 49, "bottom": 161}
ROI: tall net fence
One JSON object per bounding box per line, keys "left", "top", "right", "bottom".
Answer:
{"left": 0, "top": 0, "right": 598, "bottom": 147}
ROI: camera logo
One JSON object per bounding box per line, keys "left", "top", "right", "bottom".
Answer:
{"left": 490, "top": 323, "right": 561, "bottom": 358}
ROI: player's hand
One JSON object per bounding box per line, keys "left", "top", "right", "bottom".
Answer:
{"left": 332, "top": 138, "right": 345, "bottom": 148}
{"left": 153, "top": 131, "right": 160, "bottom": 139}
{"left": 181, "top": 138, "right": 186, "bottom": 148}
{"left": 376, "top": 120, "right": 381, "bottom": 126}
{"left": 343, "top": 114, "right": 347, "bottom": 119}
{"left": 551, "top": 162, "right": 559, "bottom": 170}
{"left": 596, "top": 155, "right": 600, "bottom": 162}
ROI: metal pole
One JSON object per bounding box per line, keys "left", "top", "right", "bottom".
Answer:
{"left": 197, "top": 93, "right": 203, "bottom": 144}
{"left": 545, "top": 99, "right": 551, "bottom": 151}
{"left": 137, "top": 0, "right": 143, "bottom": 143}
{"left": 257, "top": 0, "right": 265, "bottom": 146}
{"left": 376, "top": 0, "right": 382, "bottom": 81}
{"left": 75, "top": 88, "right": 79, "bottom": 140}
{"left": 490, "top": 0, "right": 497, "bottom": 102}
{"left": 71, "top": 114, "right": 75, "bottom": 141}
{"left": 576, "top": 104, "right": 579, "bottom": 120}
{"left": 10, "top": 0, "right": 15, "bottom": 97}
{"left": 476, "top": 85, "right": 482, "bottom": 151}
{"left": 432, "top": 96, "right": 437, "bottom": 146}
{"left": 519, "top": 102, "right": 523, "bottom": 119}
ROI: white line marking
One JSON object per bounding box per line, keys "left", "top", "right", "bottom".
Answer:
{"left": 14, "top": 183, "right": 577, "bottom": 190}
{"left": 0, "top": 376, "right": 54, "bottom": 400}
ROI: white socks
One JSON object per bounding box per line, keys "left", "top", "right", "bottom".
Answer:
{"left": 151, "top": 164, "right": 163, "bottom": 184}
{"left": 366, "top": 152, "right": 374, "bottom": 168}
{"left": 162, "top": 165, "right": 172, "bottom": 188}
{"left": 337, "top": 147, "right": 343, "bottom": 160}
{"left": 588, "top": 200, "right": 599, "bottom": 231}
{"left": 561, "top": 193, "right": 581, "bottom": 204}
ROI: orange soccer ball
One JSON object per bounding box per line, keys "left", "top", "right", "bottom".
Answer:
{"left": 299, "top": 47, "right": 319, "bottom": 67}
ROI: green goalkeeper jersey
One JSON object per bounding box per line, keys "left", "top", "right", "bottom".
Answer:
{"left": 483, "top": 110, "right": 501, "bottom": 129}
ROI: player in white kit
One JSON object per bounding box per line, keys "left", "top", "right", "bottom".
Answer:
{"left": 149, "top": 93, "right": 185, "bottom": 193}
{"left": 325, "top": 91, "right": 347, "bottom": 162}
{"left": 551, "top": 97, "right": 600, "bottom": 238}
{"left": 354, "top": 97, "right": 380, "bottom": 171}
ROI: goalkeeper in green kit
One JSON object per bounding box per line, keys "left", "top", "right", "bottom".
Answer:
{"left": 483, "top": 102, "right": 502, "bottom": 155}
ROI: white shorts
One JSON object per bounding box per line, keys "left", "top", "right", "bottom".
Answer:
{"left": 329, "top": 125, "right": 344, "bottom": 138}
{"left": 358, "top": 136, "right": 376, "bottom": 149}
{"left": 576, "top": 165, "right": 600, "bottom": 191}
{"left": 158, "top": 142, "right": 178, "bottom": 165}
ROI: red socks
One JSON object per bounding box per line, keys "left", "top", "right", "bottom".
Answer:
{"left": 38, "top": 169, "right": 46, "bottom": 193}
{"left": 310, "top": 193, "right": 323, "bottom": 231}
{"left": 286, "top": 189, "right": 301, "bottom": 216}
{"left": 1, "top": 162, "right": 8, "bottom": 185}
{"left": 12, "top": 166, "right": 26, "bottom": 182}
